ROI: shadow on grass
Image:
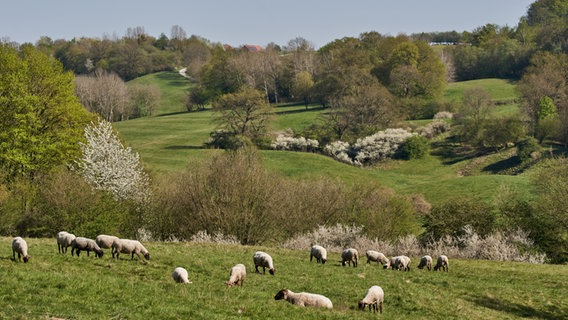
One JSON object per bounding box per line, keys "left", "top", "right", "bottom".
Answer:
{"left": 430, "top": 137, "right": 483, "bottom": 165}
{"left": 165, "top": 145, "right": 204, "bottom": 150}
{"left": 481, "top": 156, "right": 521, "bottom": 174}
{"left": 472, "top": 297, "right": 567, "bottom": 320}
{"left": 274, "top": 106, "right": 326, "bottom": 115}
{"left": 155, "top": 71, "right": 190, "bottom": 87}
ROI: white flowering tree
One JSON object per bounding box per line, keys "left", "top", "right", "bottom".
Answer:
{"left": 74, "top": 120, "right": 151, "bottom": 204}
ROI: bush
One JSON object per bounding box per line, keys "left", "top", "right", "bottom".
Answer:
{"left": 271, "top": 134, "right": 320, "bottom": 152}
{"left": 399, "top": 135, "right": 430, "bottom": 159}
{"left": 516, "top": 137, "right": 540, "bottom": 162}
{"left": 205, "top": 130, "right": 254, "bottom": 150}
{"left": 416, "top": 120, "right": 451, "bottom": 139}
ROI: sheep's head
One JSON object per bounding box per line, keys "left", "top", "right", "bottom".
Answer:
{"left": 96, "top": 250, "right": 104, "bottom": 258}
{"left": 23, "top": 255, "right": 30, "bottom": 263}
{"left": 274, "top": 289, "right": 288, "bottom": 300}
{"left": 269, "top": 268, "right": 275, "bottom": 276}
{"left": 144, "top": 252, "right": 150, "bottom": 260}
{"left": 321, "top": 258, "right": 327, "bottom": 265}
{"left": 358, "top": 300, "right": 367, "bottom": 311}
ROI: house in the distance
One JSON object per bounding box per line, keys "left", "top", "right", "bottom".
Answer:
{"left": 242, "top": 44, "right": 263, "bottom": 52}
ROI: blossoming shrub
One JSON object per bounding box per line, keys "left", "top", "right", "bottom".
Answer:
{"left": 324, "top": 128, "right": 415, "bottom": 165}
{"left": 270, "top": 134, "right": 319, "bottom": 152}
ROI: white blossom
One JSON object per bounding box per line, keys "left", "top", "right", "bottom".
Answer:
{"left": 271, "top": 134, "right": 319, "bottom": 152}
{"left": 74, "top": 120, "right": 151, "bottom": 204}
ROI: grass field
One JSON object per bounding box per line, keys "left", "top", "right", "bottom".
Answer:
{"left": 1, "top": 237, "right": 566, "bottom": 319}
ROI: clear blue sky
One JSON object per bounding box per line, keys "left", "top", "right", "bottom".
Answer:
{"left": 1, "top": 0, "right": 535, "bottom": 48}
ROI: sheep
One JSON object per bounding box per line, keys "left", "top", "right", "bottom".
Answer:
{"left": 56, "top": 231, "right": 76, "bottom": 254}
{"left": 12, "top": 237, "right": 30, "bottom": 263}
{"left": 341, "top": 248, "right": 358, "bottom": 267}
{"left": 71, "top": 237, "right": 104, "bottom": 258}
{"left": 417, "top": 255, "right": 433, "bottom": 271}
{"left": 274, "top": 289, "right": 333, "bottom": 309}
{"left": 95, "top": 234, "right": 119, "bottom": 252}
{"left": 172, "top": 267, "right": 191, "bottom": 284}
{"left": 434, "top": 255, "right": 449, "bottom": 272}
{"left": 358, "top": 285, "right": 384, "bottom": 314}
{"left": 365, "top": 250, "right": 389, "bottom": 265}
{"left": 226, "top": 263, "right": 246, "bottom": 287}
{"left": 309, "top": 245, "right": 327, "bottom": 264}
{"left": 111, "top": 239, "right": 150, "bottom": 260}
{"left": 394, "top": 255, "right": 411, "bottom": 271}
{"left": 383, "top": 256, "right": 399, "bottom": 270}
{"left": 253, "top": 251, "right": 275, "bottom": 275}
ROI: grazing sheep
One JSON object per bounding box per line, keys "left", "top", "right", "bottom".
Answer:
{"left": 342, "top": 248, "right": 358, "bottom": 267}
{"left": 274, "top": 289, "right": 333, "bottom": 309}
{"left": 226, "top": 263, "right": 246, "bottom": 287}
{"left": 71, "top": 237, "right": 104, "bottom": 258}
{"left": 434, "top": 255, "right": 449, "bottom": 272}
{"left": 365, "top": 250, "right": 389, "bottom": 265}
{"left": 383, "top": 256, "right": 399, "bottom": 270}
{"left": 111, "top": 239, "right": 150, "bottom": 260}
{"left": 172, "top": 267, "right": 191, "bottom": 284}
{"left": 395, "top": 255, "right": 411, "bottom": 271}
{"left": 253, "top": 251, "right": 275, "bottom": 275}
{"left": 12, "top": 237, "right": 30, "bottom": 263}
{"left": 56, "top": 231, "right": 76, "bottom": 254}
{"left": 358, "top": 285, "right": 384, "bottom": 314}
{"left": 95, "top": 234, "right": 119, "bottom": 252}
{"left": 417, "top": 255, "right": 433, "bottom": 271}
{"left": 310, "top": 245, "right": 327, "bottom": 264}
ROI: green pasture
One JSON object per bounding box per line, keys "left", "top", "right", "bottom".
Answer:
{"left": 115, "top": 73, "right": 533, "bottom": 204}
{"left": 1, "top": 237, "right": 566, "bottom": 319}
{"left": 127, "top": 71, "right": 192, "bottom": 116}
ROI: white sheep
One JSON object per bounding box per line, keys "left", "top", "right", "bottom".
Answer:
{"left": 274, "top": 289, "right": 333, "bottom": 309}
{"left": 310, "top": 245, "right": 327, "bottom": 264}
{"left": 172, "top": 267, "right": 191, "bottom": 284}
{"left": 417, "top": 255, "right": 433, "bottom": 271}
{"left": 226, "top": 263, "right": 246, "bottom": 287}
{"left": 341, "top": 248, "right": 358, "bottom": 267}
{"left": 358, "top": 285, "right": 384, "bottom": 314}
{"left": 434, "top": 255, "right": 449, "bottom": 272}
{"left": 365, "top": 250, "right": 389, "bottom": 265}
{"left": 56, "top": 231, "right": 76, "bottom": 254}
{"left": 95, "top": 234, "right": 119, "bottom": 252}
{"left": 71, "top": 237, "right": 104, "bottom": 258}
{"left": 12, "top": 237, "right": 30, "bottom": 263}
{"left": 253, "top": 251, "right": 275, "bottom": 275}
{"left": 111, "top": 239, "right": 150, "bottom": 260}
{"left": 383, "top": 256, "right": 399, "bottom": 269}
{"left": 395, "top": 255, "right": 411, "bottom": 271}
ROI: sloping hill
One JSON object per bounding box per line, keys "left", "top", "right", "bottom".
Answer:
{"left": 115, "top": 74, "right": 533, "bottom": 204}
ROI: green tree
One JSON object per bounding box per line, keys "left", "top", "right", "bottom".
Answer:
{"left": 0, "top": 44, "right": 94, "bottom": 182}
{"left": 212, "top": 86, "right": 273, "bottom": 146}
{"left": 292, "top": 71, "right": 314, "bottom": 108}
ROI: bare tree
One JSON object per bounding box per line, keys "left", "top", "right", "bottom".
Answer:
{"left": 75, "top": 70, "right": 131, "bottom": 122}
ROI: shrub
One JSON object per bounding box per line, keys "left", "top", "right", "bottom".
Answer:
{"left": 271, "top": 134, "right": 320, "bottom": 152}
{"left": 433, "top": 111, "right": 454, "bottom": 119}
{"left": 205, "top": 130, "right": 254, "bottom": 150}
{"left": 416, "top": 120, "right": 451, "bottom": 139}
{"left": 516, "top": 137, "right": 540, "bottom": 162}
{"left": 399, "top": 135, "right": 430, "bottom": 159}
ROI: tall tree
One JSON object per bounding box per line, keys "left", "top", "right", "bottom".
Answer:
{"left": 0, "top": 44, "right": 94, "bottom": 181}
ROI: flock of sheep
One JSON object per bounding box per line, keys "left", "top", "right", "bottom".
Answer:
{"left": 11, "top": 235, "right": 449, "bottom": 315}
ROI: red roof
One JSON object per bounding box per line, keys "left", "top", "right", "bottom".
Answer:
{"left": 242, "top": 44, "right": 263, "bottom": 52}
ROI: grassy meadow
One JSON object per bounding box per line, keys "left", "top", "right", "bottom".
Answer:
{"left": 115, "top": 72, "right": 533, "bottom": 205}
{"left": 1, "top": 237, "right": 567, "bottom": 320}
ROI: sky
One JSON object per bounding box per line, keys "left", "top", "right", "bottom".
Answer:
{"left": 1, "top": 0, "right": 535, "bottom": 48}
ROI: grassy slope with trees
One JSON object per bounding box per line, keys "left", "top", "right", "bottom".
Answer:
{"left": 115, "top": 73, "right": 532, "bottom": 205}
{"left": 1, "top": 237, "right": 566, "bottom": 320}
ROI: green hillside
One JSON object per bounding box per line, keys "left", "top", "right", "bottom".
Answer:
{"left": 1, "top": 237, "right": 566, "bottom": 319}
{"left": 115, "top": 73, "right": 533, "bottom": 204}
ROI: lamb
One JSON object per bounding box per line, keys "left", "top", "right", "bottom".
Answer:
{"left": 358, "top": 285, "right": 384, "bottom": 314}
{"left": 365, "top": 250, "right": 389, "bottom": 265}
{"left": 253, "top": 251, "right": 275, "bottom": 275}
{"left": 310, "top": 245, "right": 327, "bottom": 264}
{"left": 56, "top": 231, "right": 76, "bottom": 254}
{"left": 417, "top": 255, "right": 433, "bottom": 271}
{"left": 434, "top": 255, "right": 449, "bottom": 272}
{"left": 71, "top": 237, "right": 104, "bottom": 258}
{"left": 172, "top": 267, "right": 192, "bottom": 284}
{"left": 394, "top": 255, "right": 411, "bottom": 271}
{"left": 95, "top": 234, "right": 119, "bottom": 252}
{"left": 274, "top": 289, "right": 333, "bottom": 309}
{"left": 12, "top": 237, "right": 30, "bottom": 263}
{"left": 111, "top": 239, "right": 150, "bottom": 260}
{"left": 341, "top": 248, "right": 358, "bottom": 267}
{"left": 226, "top": 263, "right": 246, "bottom": 287}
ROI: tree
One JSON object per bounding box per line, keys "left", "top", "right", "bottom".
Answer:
{"left": 211, "top": 86, "right": 273, "bottom": 147}
{"left": 292, "top": 71, "right": 314, "bottom": 108}
{"left": 128, "top": 83, "right": 160, "bottom": 117}
{"left": 74, "top": 120, "right": 151, "bottom": 204}
{"left": 0, "top": 43, "right": 94, "bottom": 181}
{"left": 75, "top": 70, "right": 131, "bottom": 121}
{"left": 454, "top": 87, "right": 493, "bottom": 146}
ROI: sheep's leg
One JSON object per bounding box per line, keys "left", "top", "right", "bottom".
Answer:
{"left": 379, "top": 301, "right": 383, "bottom": 314}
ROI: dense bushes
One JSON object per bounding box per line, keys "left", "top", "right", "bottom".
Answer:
{"left": 147, "top": 148, "right": 421, "bottom": 244}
